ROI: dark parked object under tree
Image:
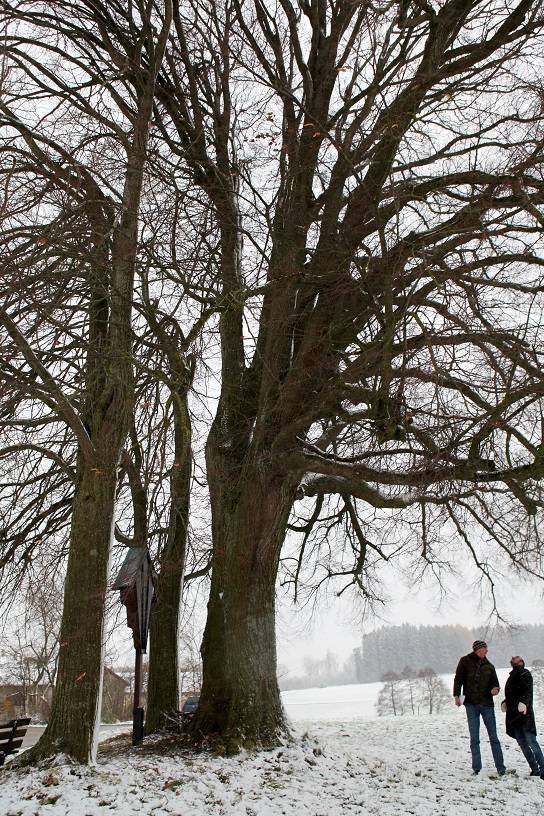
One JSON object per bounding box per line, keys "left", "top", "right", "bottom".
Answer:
{"left": 181, "top": 696, "right": 199, "bottom": 723}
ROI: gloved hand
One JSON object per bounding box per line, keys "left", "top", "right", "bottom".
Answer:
{"left": 518, "top": 702, "right": 527, "bottom": 714}
{"left": 500, "top": 700, "right": 507, "bottom": 713}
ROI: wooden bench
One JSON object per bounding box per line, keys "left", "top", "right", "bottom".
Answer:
{"left": 0, "top": 717, "right": 31, "bottom": 766}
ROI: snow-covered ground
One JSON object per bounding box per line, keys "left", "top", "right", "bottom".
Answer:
{"left": 282, "top": 681, "right": 383, "bottom": 721}
{"left": 2, "top": 674, "right": 543, "bottom": 815}
{"left": 282, "top": 668, "right": 511, "bottom": 720}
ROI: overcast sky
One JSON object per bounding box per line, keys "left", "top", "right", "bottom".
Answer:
{"left": 276, "top": 569, "right": 544, "bottom": 676}
{"left": 107, "top": 560, "right": 544, "bottom": 678}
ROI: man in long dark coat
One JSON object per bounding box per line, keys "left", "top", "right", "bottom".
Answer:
{"left": 502, "top": 656, "right": 544, "bottom": 779}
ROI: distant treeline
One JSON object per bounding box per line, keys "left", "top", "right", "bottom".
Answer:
{"left": 354, "top": 624, "right": 544, "bottom": 683}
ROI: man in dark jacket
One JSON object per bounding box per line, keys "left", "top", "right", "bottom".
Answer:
{"left": 502, "top": 656, "right": 544, "bottom": 778}
{"left": 453, "top": 640, "right": 505, "bottom": 775}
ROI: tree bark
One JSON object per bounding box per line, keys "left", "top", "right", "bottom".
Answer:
{"left": 192, "top": 452, "right": 295, "bottom": 751}
{"left": 146, "top": 382, "right": 192, "bottom": 732}
{"left": 25, "top": 457, "right": 118, "bottom": 761}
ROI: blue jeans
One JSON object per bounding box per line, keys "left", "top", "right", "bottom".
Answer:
{"left": 465, "top": 703, "right": 505, "bottom": 773}
{"left": 514, "top": 728, "right": 544, "bottom": 774}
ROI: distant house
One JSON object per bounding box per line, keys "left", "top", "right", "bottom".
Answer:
{"left": 102, "top": 667, "right": 131, "bottom": 722}
{"left": 0, "top": 683, "right": 52, "bottom": 721}
{"left": 0, "top": 667, "right": 131, "bottom": 723}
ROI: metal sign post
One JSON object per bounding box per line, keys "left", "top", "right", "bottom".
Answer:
{"left": 112, "top": 547, "right": 155, "bottom": 745}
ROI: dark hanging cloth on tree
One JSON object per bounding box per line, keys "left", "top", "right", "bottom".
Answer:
{"left": 112, "top": 547, "right": 155, "bottom": 652}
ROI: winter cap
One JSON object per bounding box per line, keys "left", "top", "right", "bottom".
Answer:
{"left": 472, "top": 640, "right": 487, "bottom": 651}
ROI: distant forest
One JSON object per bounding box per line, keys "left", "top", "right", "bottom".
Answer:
{"left": 354, "top": 624, "right": 544, "bottom": 683}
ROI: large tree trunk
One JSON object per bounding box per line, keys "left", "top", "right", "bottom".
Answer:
{"left": 146, "top": 382, "right": 192, "bottom": 732}
{"left": 146, "top": 571, "right": 183, "bottom": 732}
{"left": 25, "top": 455, "right": 119, "bottom": 762}
{"left": 192, "top": 453, "right": 295, "bottom": 752}
{"left": 22, "top": 234, "right": 135, "bottom": 764}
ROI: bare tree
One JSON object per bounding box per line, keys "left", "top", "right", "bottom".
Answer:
{"left": 148, "top": 0, "right": 544, "bottom": 750}
{"left": 0, "top": 88, "right": 212, "bottom": 742}
{"left": 401, "top": 666, "right": 418, "bottom": 715}
{"left": 377, "top": 666, "right": 450, "bottom": 715}
{"left": 118, "top": 304, "right": 198, "bottom": 734}
{"left": 416, "top": 667, "right": 450, "bottom": 715}
{"left": 0, "top": 576, "right": 63, "bottom": 718}
{"left": 376, "top": 671, "right": 405, "bottom": 716}
{"left": 531, "top": 660, "right": 544, "bottom": 710}
{"left": 0, "top": 0, "right": 172, "bottom": 762}
{"left": 179, "top": 628, "right": 203, "bottom": 695}
{"left": 109, "top": 176, "right": 215, "bottom": 731}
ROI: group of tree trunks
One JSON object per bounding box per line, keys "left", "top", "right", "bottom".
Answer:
{"left": 1, "top": 0, "right": 544, "bottom": 762}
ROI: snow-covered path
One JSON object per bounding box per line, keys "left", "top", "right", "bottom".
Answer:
{"left": 1, "top": 713, "right": 543, "bottom": 815}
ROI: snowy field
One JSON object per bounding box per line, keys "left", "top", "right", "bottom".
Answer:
{"left": 2, "top": 674, "right": 543, "bottom": 816}
{"left": 281, "top": 668, "right": 511, "bottom": 721}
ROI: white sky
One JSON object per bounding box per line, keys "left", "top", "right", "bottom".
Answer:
{"left": 107, "top": 563, "right": 544, "bottom": 679}
{"left": 276, "top": 570, "right": 544, "bottom": 676}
